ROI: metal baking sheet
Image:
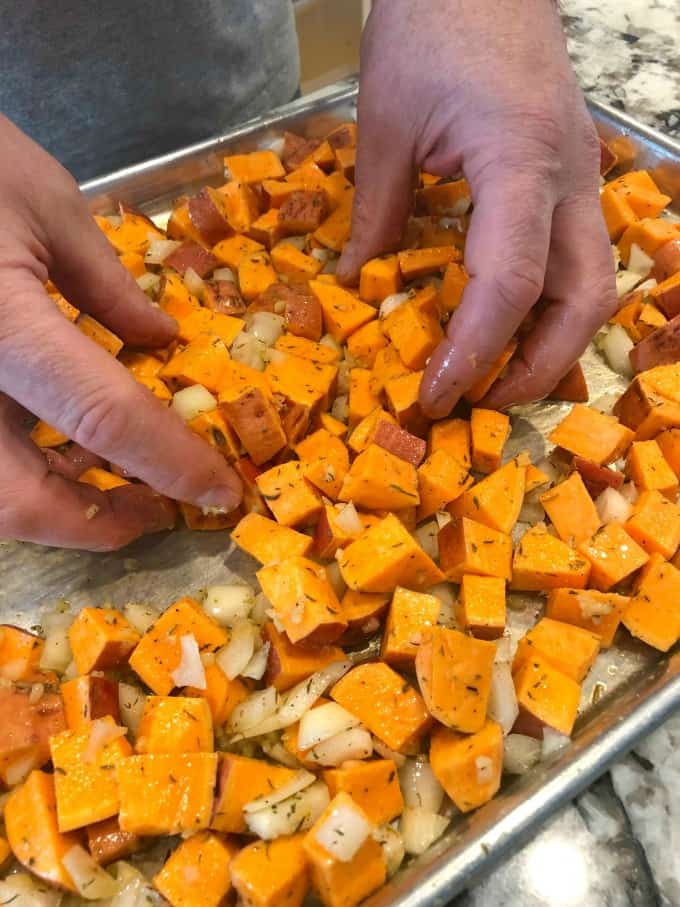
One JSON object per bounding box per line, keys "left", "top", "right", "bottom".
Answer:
{"left": 1, "top": 77, "right": 679, "bottom": 905}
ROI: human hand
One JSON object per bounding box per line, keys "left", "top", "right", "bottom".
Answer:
{"left": 0, "top": 116, "right": 242, "bottom": 549}
{"left": 337, "top": 0, "right": 617, "bottom": 415}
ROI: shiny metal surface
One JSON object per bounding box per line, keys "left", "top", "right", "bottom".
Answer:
{"left": 2, "top": 78, "right": 679, "bottom": 904}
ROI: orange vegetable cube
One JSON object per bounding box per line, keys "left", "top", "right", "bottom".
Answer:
{"left": 416, "top": 178, "right": 471, "bottom": 216}
{"left": 338, "top": 513, "right": 444, "bottom": 593}
{"left": 220, "top": 384, "right": 287, "bottom": 465}
{"left": 511, "top": 525, "right": 590, "bottom": 591}
{"left": 0, "top": 680, "right": 65, "bottom": 784}
{"left": 310, "top": 280, "right": 376, "bottom": 341}
{"left": 314, "top": 502, "right": 361, "bottom": 559}
{"left": 184, "top": 663, "right": 248, "bottom": 726}
{"left": 49, "top": 716, "right": 132, "bottom": 832}
{"left": 211, "top": 753, "right": 298, "bottom": 833}
{"left": 578, "top": 523, "right": 649, "bottom": 591}
{"left": 415, "top": 627, "right": 495, "bottom": 733}
{"left": 256, "top": 460, "right": 322, "bottom": 527}
{"left": 4, "top": 771, "right": 79, "bottom": 891}
{"left": 600, "top": 186, "right": 638, "bottom": 242}
{"left": 296, "top": 428, "right": 349, "bottom": 500}
{"left": 180, "top": 502, "right": 239, "bottom": 532}
{"left": 248, "top": 207, "right": 288, "bottom": 248}
{"left": 441, "top": 261, "right": 469, "bottom": 312}
{"left": 212, "top": 234, "right": 264, "bottom": 270}
{"left": 346, "top": 320, "right": 389, "bottom": 369}
{"left": 383, "top": 300, "right": 444, "bottom": 370}
{"left": 347, "top": 408, "right": 396, "bottom": 454}
{"left": 340, "top": 590, "right": 390, "bottom": 643}
{"left": 449, "top": 458, "right": 525, "bottom": 534}
{"left": 61, "top": 675, "right": 120, "bottom": 729}
{"left": 539, "top": 472, "right": 601, "bottom": 544}
{"left": 458, "top": 575, "right": 506, "bottom": 640}
{"left": 398, "top": 246, "right": 460, "bottom": 280}
{"left": 159, "top": 334, "right": 231, "bottom": 393}
{"left": 609, "top": 170, "right": 671, "bottom": 218}
{"left": 238, "top": 251, "right": 278, "bottom": 301}
{"left": 29, "top": 419, "right": 69, "bottom": 448}
{"left": 371, "top": 344, "right": 411, "bottom": 394}
{"left": 231, "top": 834, "right": 310, "bottom": 907}
{"left": 339, "top": 443, "right": 420, "bottom": 510}
{"left": 636, "top": 302, "right": 667, "bottom": 339}
{"left": 513, "top": 617, "right": 600, "bottom": 683}
{"left": 219, "top": 179, "right": 261, "bottom": 233}
{"left": 271, "top": 242, "right": 324, "bottom": 282}
{"left": 313, "top": 186, "right": 355, "bottom": 251}
{"left": 470, "top": 408, "right": 510, "bottom": 473}
{"left": 77, "top": 313, "right": 124, "bottom": 357}
{"left": 187, "top": 407, "right": 241, "bottom": 461}
{"left": 323, "top": 760, "right": 403, "bottom": 825}
{"left": 417, "top": 449, "right": 472, "bottom": 520}
{"left": 0, "top": 625, "right": 44, "bottom": 681}
{"left": 118, "top": 753, "right": 217, "bottom": 836}
{"left": 514, "top": 655, "right": 581, "bottom": 738}
{"left": 68, "top": 607, "right": 140, "bottom": 675}
{"left": 525, "top": 462, "right": 551, "bottom": 493}
{"left": 348, "top": 367, "right": 382, "bottom": 426}
{"left": 545, "top": 588, "right": 629, "bottom": 648}
{"left": 319, "top": 412, "right": 348, "bottom": 437}
{"left": 359, "top": 255, "right": 402, "bottom": 303}
{"left": 627, "top": 439, "right": 679, "bottom": 499}
{"left": 381, "top": 587, "right": 440, "bottom": 667}
{"left": 438, "top": 517, "right": 512, "bottom": 583}
{"left": 275, "top": 334, "right": 340, "bottom": 365}
{"left": 430, "top": 720, "right": 502, "bottom": 813}
{"left": 128, "top": 597, "right": 227, "bottom": 696}
{"left": 549, "top": 404, "right": 634, "bottom": 465}
{"left": 77, "top": 466, "right": 130, "bottom": 491}
{"left": 154, "top": 831, "right": 239, "bottom": 907}
{"left": 232, "top": 512, "right": 313, "bottom": 565}
{"left": 135, "top": 696, "right": 213, "bottom": 754}
{"left": 225, "top": 150, "right": 285, "bottom": 183}
{"left": 257, "top": 557, "right": 347, "bottom": 647}
{"left": 263, "top": 622, "right": 344, "bottom": 691}
{"left": 331, "top": 662, "right": 431, "bottom": 752}
{"left": 429, "top": 417, "right": 471, "bottom": 468}
{"left": 622, "top": 554, "right": 680, "bottom": 651}
{"left": 384, "top": 370, "right": 428, "bottom": 435}
{"left": 625, "top": 489, "right": 680, "bottom": 558}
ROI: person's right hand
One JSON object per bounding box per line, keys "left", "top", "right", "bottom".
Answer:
{"left": 0, "top": 115, "right": 242, "bottom": 550}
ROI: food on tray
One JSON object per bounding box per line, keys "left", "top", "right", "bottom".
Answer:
{"left": 4, "top": 125, "right": 680, "bottom": 905}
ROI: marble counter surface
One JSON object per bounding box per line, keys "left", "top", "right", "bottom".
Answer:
{"left": 455, "top": 3, "right": 680, "bottom": 904}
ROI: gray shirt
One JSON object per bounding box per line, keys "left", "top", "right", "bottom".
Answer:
{"left": 1, "top": 1, "right": 300, "bottom": 182}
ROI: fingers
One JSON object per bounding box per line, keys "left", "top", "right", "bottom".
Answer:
{"left": 420, "top": 166, "right": 555, "bottom": 418}
{"left": 0, "top": 270, "right": 243, "bottom": 512}
{"left": 44, "top": 443, "right": 105, "bottom": 482}
{"left": 336, "top": 92, "right": 416, "bottom": 284}
{"left": 0, "top": 395, "right": 176, "bottom": 550}
{"left": 482, "top": 194, "right": 617, "bottom": 409}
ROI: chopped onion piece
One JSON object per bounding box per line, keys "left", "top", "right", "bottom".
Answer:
{"left": 40, "top": 627, "right": 72, "bottom": 673}
{"left": 118, "top": 683, "right": 146, "bottom": 736}
{"left": 246, "top": 780, "right": 330, "bottom": 839}
{"left": 627, "top": 243, "right": 655, "bottom": 277}
{"left": 28, "top": 681, "right": 45, "bottom": 705}
{"left": 242, "top": 641, "right": 270, "bottom": 681}
{"left": 308, "top": 727, "right": 373, "bottom": 766}
{"left": 427, "top": 583, "right": 456, "bottom": 629}
{"left": 596, "top": 486, "right": 633, "bottom": 525}
{"left": 183, "top": 266, "right": 205, "bottom": 299}
{"left": 400, "top": 808, "right": 449, "bottom": 855}
{"left": 475, "top": 755, "right": 494, "bottom": 784}
{"left": 372, "top": 825, "right": 405, "bottom": 877}
{"left": 503, "top": 734, "right": 542, "bottom": 774}
{"left": 399, "top": 758, "right": 445, "bottom": 813}
{"left": 620, "top": 482, "right": 639, "bottom": 505}
{"left": 0, "top": 873, "right": 62, "bottom": 907}
{"left": 265, "top": 347, "right": 287, "bottom": 366}
{"left": 542, "top": 727, "right": 571, "bottom": 759}
{"left": 83, "top": 718, "right": 127, "bottom": 764}
{"left": 494, "top": 634, "right": 514, "bottom": 665}
{"left": 227, "top": 686, "right": 279, "bottom": 735}
{"left": 123, "top": 602, "right": 158, "bottom": 636}
{"left": 298, "top": 702, "right": 360, "bottom": 751}
{"left": 380, "top": 292, "right": 410, "bottom": 320}
{"left": 5, "top": 751, "right": 39, "bottom": 787}
{"left": 208, "top": 584, "right": 257, "bottom": 631}
{"left": 171, "top": 384, "right": 217, "bottom": 421}
{"left": 413, "top": 520, "right": 439, "bottom": 560}
{"left": 170, "top": 634, "right": 206, "bottom": 690}
{"left": 636, "top": 277, "right": 658, "bottom": 294}
{"left": 519, "top": 495, "right": 545, "bottom": 525}
{"left": 320, "top": 333, "right": 343, "bottom": 355}
{"left": 487, "top": 661, "right": 519, "bottom": 736}
{"left": 325, "top": 560, "right": 347, "bottom": 599}
{"left": 331, "top": 394, "right": 349, "bottom": 423}
{"left": 144, "top": 238, "right": 181, "bottom": 265}
{"left": 601, "top": 324, "right": 634, "bottom": 378}
{"left": 216, "top": 620, "right": 257, "bottom": 680}
{"left": 231, "top": 331, "right": 267, "bottom": 371}
{"left": 334, "top": 501, "right": 363, "bottom": 537}
{"left": 615, "top": 269, "right": 644, "bottom": 298}
{"left": 315, "top": 800, "right": 372, "bottom": 862}
{"left": 136, "top": 272, "right": 161, "bottom": 294}
{"left": 311, "top": 247, "right": 332, "bottom": 263}
{"left": 250, "top": 592, "right": 270, "bottom": 626}
{"left": 278, "top": 235, "right": 306, "bottom": 251}
{"left": 213, "top": 266, "right": 236, "bottom": 282}
{"left": 435, "top": 509, "right": 451, "bottom": 529}
{"left": 244, "top": 769, "right": 317, "bottom": 813}
{"left": 62, "top": 845, "right": 120, "bottom": 899}
{"left": 371, "top": 736, "right": 407, "bottom": 767}
{"left": 260, "top": 737, "right": 301, "bottom": 768}
{"left": 246, "top": 311, "right": 285, "bottom": 346}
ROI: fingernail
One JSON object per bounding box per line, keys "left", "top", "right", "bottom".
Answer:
{"left": 195, "top": 483, "right": 242, "bottom": 514}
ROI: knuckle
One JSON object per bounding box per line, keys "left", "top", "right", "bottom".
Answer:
{"left": 66, "top": 384, "right": 139, "bottom": 456}
{"left": 493, "top": 258, "right": 544, "bottom": 318}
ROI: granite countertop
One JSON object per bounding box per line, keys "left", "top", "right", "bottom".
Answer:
{"left": 456, "top": 2, "right": 680, "bottom": 904}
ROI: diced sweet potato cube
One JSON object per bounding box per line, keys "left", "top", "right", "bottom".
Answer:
{"left": 619, "top": 219, "right": 678, "bottom": 266}
{"left": 417, "top": 449, "right": 472, "bottom": 521}
{"left": 438, "top": 517, "right": 512, "bottom": 583}
{"left": 0, "top": 624, "right": 44, "bottom": 681}
{"left": 249, "top": 207, "right": 287, "bottom": 248}
{"left": 135, "top": 696, "right": 213, "bottom": 754}
{"left": 187, "top": 407, "right": 241, "bottom": 461}
{"left": 257, "top": 557, "right": 347, "bottom": 647}
{"left": 310, "top": 280, "right": 376, "bottom": 341}
{"left": 513, "top": 655, "right": 581, "bottom": 738}
{"left": 282, "top": 130, "right": 322, "bottom": 168}
{"left": 184, "top": 663, "right": 248, "bottom": 726}
{"left": 513, "top": 617, "right": 600, "bottom": 683}
{"left": 86, "top": 816, "right": 141, "bottom": 866}
{"left": 239, "top": 252, "right": 278, "bottom": 301}
{"left": 340, "top": 590, "right": 390, "bottom": 644}
{"left": 278, "top": 190, "right": 327, "bottom": 233}
{"left": 549, "top": 404, "right": 634, "bottom": 465}
{"left": 304, "top": 799, "right": 386, "bottom": 907}
{"left": 211, "top": 753, "right": 298, "bottom": 833}
{"left": 650, "top": 270, "right": 680, "bottom": 320}
{"left": 118, "top": 753, "right": 217, "bottom": 835}
{"left": 340, "top": 443, "right": 420, "bottom": 510}
{"left": 77, "top": 466, "right": 129, "bottom": 491}
{"left": 188, "top": 185, "right": 233, "bottom": 245}
{"left": 263, "top": 622, "right": 344, "bottom": 691}
{"left": 600, "top": 186, "right": 638, "bottom": 242}
{"left": 546, "top": 588, "right": 629, "bottom": 648}
{"left": 61, "top": 675, "right": 120, "bottom": 729}
{"left": 165, "top": 241, "right": 219, "bottom": 279}
{"left": 470, "top": 408, "right": 510, "bottom": 474}
{"left": 539, "top": 472, "right": 601, "bottom": 544}
{"left": 458, "top": 575, "right": 506, "bottom": 640}
{"left": 338, "top": 514, "right": 444, "bottom": 593}
{"left": 359, "top": 255, "right": 402, "bottom": 303}
{"left": 219, "top": 179, "right": 261, "bottom": 233}
{"left": 398, "top": 246, "right": 460, "bottom": 280}
{"left": 231, "top": 834, "right": 310, "bottom": 907}
{"left": 430, "top": 720, "right": 502, "bottom": 812}
{"left": 271, "top": 242, "right": 324, "bottom": 282}
{"left": 128, "top": 597, "right": 227, "bottom": 696}
{"left": 232, "top": 512, "right": 313, "bottom": 565}
{"left": 429, "top": 418, "right": 471, "bottom": 468}
{"left": 180, "top": 502, "right": 240, "bottom": 532}
{"left": 314, "top": 502, "right": 360, "bottom": 559}
{"left": 49, "top": 716, "right": 131, "bottom": 832}
{"left": 225, "top": 150, "right": 285, "bottom": 183}
{"left": 613, "top": 374, "right": 680, "bottom": 438}
{"left": 622, "top": 554, "right": 680, "bottom": 651}
{"left": 415, "top": 627, "right": 495, "bottom": 733}
{"left": 324, "top": 759, "right": 403, "bottom": 825}
{"left": 331, "top": 662, "right": 431, "bottom": 752}
{"left": 313, "top": 186, "right": 355, "bottom": 250}
{"left": 511, "top": 525, "right": 590, "bottom": 591}
{"left": 381, "top": 587, "right": 440, "bottom": 667}
{"left": 0, "top": 679, "right": 65, "bottom": 784}
{"left": 212, "top": 234, "right": 264, "bottom": 269}
{"left": 4, "top": 771, "right": 79, "bottom": 891}
{"left": 77, "top": 313, "right": 124, "bottom": 356}
{"left": 30, "top": 419, "right": 69, "bottom": 448}
{"left": 68, "top": 607, "right": 140, "bottom": 675}
{"left": 384, "top": 370, "right": 429, "bottom": 436}
{"left": 449, "top": 458, "right": 525, "bottom": 535}
{"left": 276, "top": 334, "right": 339, "bottom": 364}
{"left": 348, "top": 408, "right": 396, "bottom": 454}
{"left": 256, "top": 460, "right": 322, "bottom": 527}
{"left": 220, "top": 385, "right": 286, "bottom": 465}
{"left": 296, "top": 428, "right": 349, "bottom": 500}
{"left": 346, "top": 319, "right": 389, "bottom": 369}
{"left": 625, "top": 489, "right": 680, "bottom": 558}
{"left": 154, "top": 831, "right": 239, "bottom": 907}
{"left": 571, "top": 456, "right": 625, "bottom": 497}
{"left": 656, "top": 427, "right": 680, "bottom": 476}
{"left": 383, "top": 300, "right": 444, "bottom": 370}
{"left": 266, "top": 351, "right": 337, "bottom": 414}
{"left": 159, "top": 334, "right": 231, "bottom": 393}
{"left": 348, "top": 367, "right": 382, "bottom": 426}
{"left": 372, "top": 420, "right": 426, "bottom": 466}
{"left": 627, "top": 439, "right": 679, "bottom": 499}
{"left": 167, "top": 202, "right": 207, "bottom": 245}
{"left": 441, "top": 261, "right": 469, "bottom": 312}
{"left": 578, "top": 523, "right": 649, "bottom": 591}
{"left": 415, "top": 178, "right": 470, "bottom": 216}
